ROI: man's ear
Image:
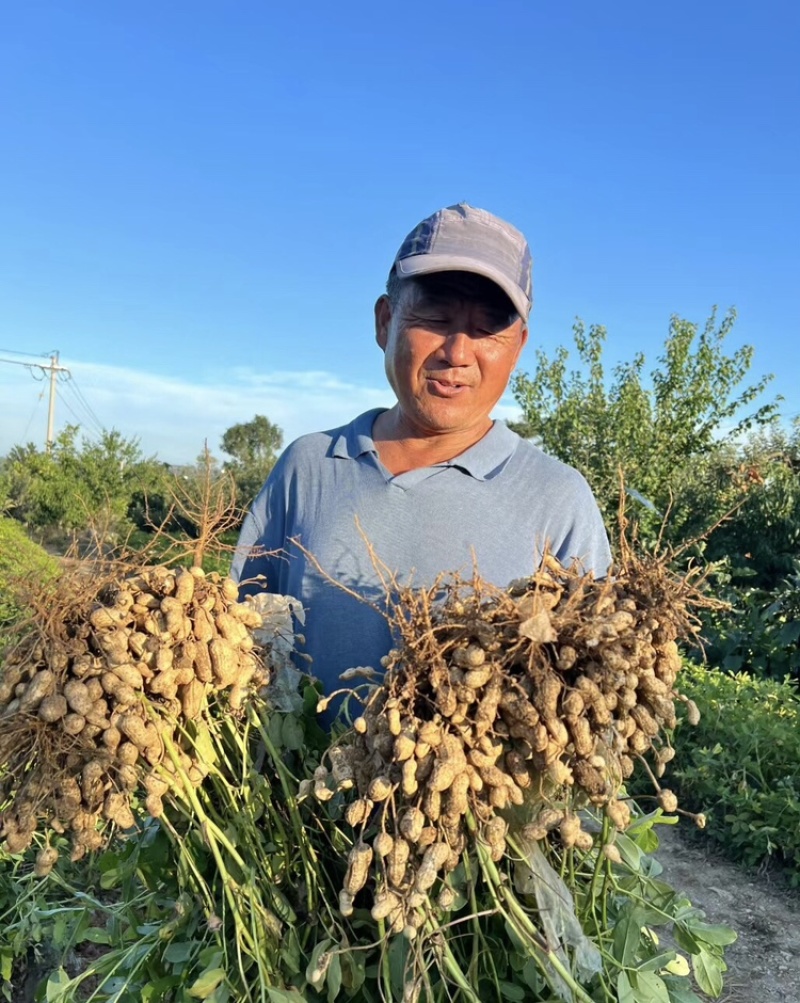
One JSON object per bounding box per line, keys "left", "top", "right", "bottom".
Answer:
{"left": 374, "top": 295, "right": 392, "bottom": 351}
{"left": 512, "top": 323, "right": 529, "bottom": 366}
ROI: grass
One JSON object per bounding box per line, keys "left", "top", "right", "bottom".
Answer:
{"left": 0, "top": 516, "right": 60, "bottom": 628}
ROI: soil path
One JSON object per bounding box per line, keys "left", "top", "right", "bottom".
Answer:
{"left": 653, "top": 826, "right": 800, "bottom": 1002}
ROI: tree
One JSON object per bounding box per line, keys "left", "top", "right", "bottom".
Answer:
{"left": 220, "top": 415, "right": 283, "bottom": 505}
{"left": 696, "top": 418, "right": 800, "bottom": 588}
{"left": 4, "top": 426, "right": 167, "bottom": 546}
{"left": 510, "top": 308, "right": 780, "bottom": 547}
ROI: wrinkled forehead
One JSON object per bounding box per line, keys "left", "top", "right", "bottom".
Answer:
{"left": 404, "top": 271, "right": 520, "bottom": 323}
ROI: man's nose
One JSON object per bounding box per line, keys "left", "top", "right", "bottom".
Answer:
{"left": 439, "top": 329, "right": 474, "bottom": 365}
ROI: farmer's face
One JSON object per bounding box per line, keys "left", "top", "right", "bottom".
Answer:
{"left": 374, "top": 272, "right": 528, "bottom": 438}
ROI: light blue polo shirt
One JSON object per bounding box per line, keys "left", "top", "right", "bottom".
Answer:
{"left": 231, "top": 408, "right": 611, "bottom": 695}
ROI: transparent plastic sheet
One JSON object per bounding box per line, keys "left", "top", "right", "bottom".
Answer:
{"left": 248, "top": 592, "right": 306, "bottom": 713}
{"left": 513, "top": 836, "right": 603, "bottom": 999}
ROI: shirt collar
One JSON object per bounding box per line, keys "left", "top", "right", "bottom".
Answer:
{"left": 331, "top": 408, "right": 385, "bottom": 460}
{"left": 331, "top": 409, "right": 519, "bottom": 482}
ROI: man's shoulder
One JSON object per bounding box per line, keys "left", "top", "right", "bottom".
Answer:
{"left": 279, "top": 428, "right": 336, "bottom": 460}
{"left": 275, "top": 410, "right": 383, "bottom": 470}
{"left": 506, "top": 431, "right": 591, "bottom": 486}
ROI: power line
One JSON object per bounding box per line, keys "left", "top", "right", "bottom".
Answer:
{"left": 0, "top": 357, "right": 47, "bottom": 371}
{"left": 60, "top": 387, "right": 106, "bottom": 438}
{"left": 58, "top": 392, "right": 92, "bottom": 430}
{"left": 0, "top": 347, "right": 52, "bottom": 358}
{"left": 62, "top": 373, "right": 106, "bottom": 435}
{"left": 1, "top": 350, "right": 114, "bottom": 449}
{"left": 59, "top": 377, "right": 105, "bottom": 437}
{"left": 0, "top": 350, "right": 69, "bottom": 450}
{"left": 21, "top": 390, "right": 46, "bottom": 443}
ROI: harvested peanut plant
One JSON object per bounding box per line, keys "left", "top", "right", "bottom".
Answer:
{"left": 309, "top": 547, "right": 731, "bottom": 1001}
{"left": 0, "top": 548, "right": 735, "bottom": 1002}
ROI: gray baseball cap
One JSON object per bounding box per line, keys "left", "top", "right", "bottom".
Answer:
{"left": 392, "top": 203, "right": 533, "bottom": 321}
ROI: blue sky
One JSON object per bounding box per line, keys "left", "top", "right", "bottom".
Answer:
{"left": 1, "top": 1, "right": 798, "bottom": 463}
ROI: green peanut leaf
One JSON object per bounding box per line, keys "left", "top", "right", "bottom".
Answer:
{"left": 617, "top": 971, "right": 636, "bottom": 1003}
{"left": 687, "top": 920, "right": 738, "bottom": 947}
{"left": 613, "top": 905, "right": 643, "bottom": 966}
{"left": 692, "top": 947, "right": 725, "bottom": 997}
{"left": 188, "top": 968, "right": 227, "bottom": 999}
{"left": 326, "top": 952, "right": 343, "bottom": 1003}
{"left": 633, "top": 971, "right": 671, "bottom": 1002}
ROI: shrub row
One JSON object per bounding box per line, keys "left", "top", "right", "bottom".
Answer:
{"left": 698, "top": 563, "right": 800, "bottom": 682}
{"left": 666, "top": 662, "right": 800, "bottom": 885}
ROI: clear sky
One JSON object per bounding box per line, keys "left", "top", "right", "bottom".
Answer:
{"left": 1, "top": 1, "right": 798, "bottom": 464}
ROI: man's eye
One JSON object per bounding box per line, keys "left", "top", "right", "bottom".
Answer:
{"left": 477, "top": 320, "right": 508, "bottom": 335}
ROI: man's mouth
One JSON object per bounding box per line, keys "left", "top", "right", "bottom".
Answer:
{"left": 426, "top": 377, "right": 469, "bottom": 397}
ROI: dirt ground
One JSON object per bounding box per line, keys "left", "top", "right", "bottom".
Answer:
{"left": 653, "top": 825, "right": 800, "bottom": 1002}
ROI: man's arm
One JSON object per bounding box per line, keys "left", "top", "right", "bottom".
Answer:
{"left": 555, "top": 473, "right": 612, "bottom": 579}
{"left": 230, "top": 466, "right": 288, "bottom": 597}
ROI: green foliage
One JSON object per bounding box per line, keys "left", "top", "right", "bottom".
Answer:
{"left": 0, "top": 837, "right": 146, "bottom": 1003}
{"left": 220, "top": 415, "right": 283, "bottom": 507}
{"left": 698, "top": 562, "right": 800, "bottom": 680}
{"left": 667, "top": 663, "right": 800, "bottom": 882}
{"left": 696, "top": 419, "right": 800, "bottom": 588}
{"left": 0, "top": 458, "right": 12, "bottom": 515}
{"left": 4, "top": 427, "right": 167, "bottom": 544}
{"left": 0, "top": 517, "right": 59, "bottom": 627}
{"left": 510, "top": 309, "right": 779, "bottom": 547}
{"left": 125, "top": 528, "right": 240, "bottom": 575}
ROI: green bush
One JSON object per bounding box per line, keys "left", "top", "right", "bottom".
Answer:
{"left": 667, "top": 662, "right": 800, "bottom": 883}
{"left": 4, "top": 427, "right": 167, "bottom": 542}
{"left": 698, "top": 562, "right": 800, "bottom": 681}
{"left": 700, "top": 419, "right": 800, "bottom": 590}
{"left": 509, "top": 310, "right": 779, "bottom": 551}
{"left": 0, "top": 517, "right": 59, "bottom": 628}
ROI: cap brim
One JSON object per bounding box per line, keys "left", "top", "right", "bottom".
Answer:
{"left": 395, "top": 253, "right": 531, "bottom": 321}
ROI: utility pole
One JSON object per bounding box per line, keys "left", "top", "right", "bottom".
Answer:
{"left": 0, "top": 350, "right": 71, "bottom": 451}
{"left": 45, "top": 351, "right": 69, "bottom": 452}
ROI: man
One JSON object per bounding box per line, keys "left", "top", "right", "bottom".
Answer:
{"left": 231, "top": 203, "right": 611, "bottom": 696}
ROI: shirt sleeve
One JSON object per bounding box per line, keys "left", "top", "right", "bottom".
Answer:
{"left": 553, "top": 473, "right": 612, "bottom": 579}
{"left": 229, "top": 465, "right": 288, "bottom": 597}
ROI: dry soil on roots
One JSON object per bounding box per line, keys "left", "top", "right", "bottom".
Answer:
{"left": 654, "top": 826, "right": 800, "bottom": 1003}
